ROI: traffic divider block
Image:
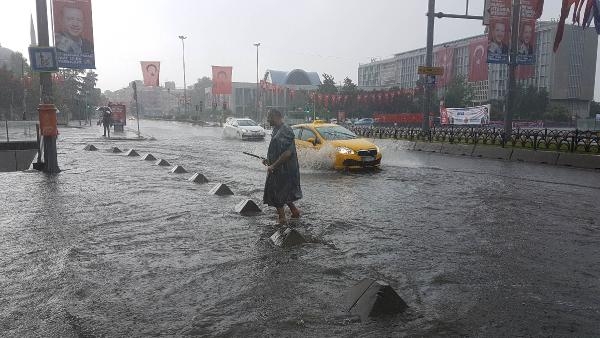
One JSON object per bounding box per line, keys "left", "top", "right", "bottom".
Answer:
{"left": 510, "top": 148, "right": 559, "bottom": 165}
{"left": 556, "top": 153, "right": 600, "bottom": 170}
{"left": 345, "top": 279, "right": 408, "bottom": 322}
{"left": 441, "top": 143, "right": 475, "bottom": 156}
{"left": 472, "top": 145, "right": 513, "bottom": 160}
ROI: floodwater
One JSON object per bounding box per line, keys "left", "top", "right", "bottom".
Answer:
{"left": 1, "top": 120, "right": 599, "bottom": 337}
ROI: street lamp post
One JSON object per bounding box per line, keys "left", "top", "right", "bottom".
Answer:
{"left": 253, "top": 42, "right": 261, "bottom": 123}
{"left": 178, "top": 35, "right": 187, "bottom": 117}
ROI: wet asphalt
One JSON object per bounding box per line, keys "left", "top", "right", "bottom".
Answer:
{"left": 1, "top": 120, "right": 599, "bottom": 337}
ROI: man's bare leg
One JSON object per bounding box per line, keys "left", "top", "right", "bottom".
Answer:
{"left": 287, "top": 202, "right": 300, "bottom": 218}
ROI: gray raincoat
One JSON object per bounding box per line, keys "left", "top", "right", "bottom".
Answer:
{"left": 263, "top": 124, "right": 302, "bottom": 208}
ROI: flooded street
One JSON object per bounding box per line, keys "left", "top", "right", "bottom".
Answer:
{"left": 1, "top": 120, "right": 599, "bottom": 337}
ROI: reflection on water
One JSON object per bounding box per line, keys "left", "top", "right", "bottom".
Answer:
{"left": 1, "top": 120, "right": 599, "bottom": 336}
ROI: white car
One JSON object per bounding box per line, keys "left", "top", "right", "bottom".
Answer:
{"left": 223, "top": 117, "right": 266, "bottom": 140}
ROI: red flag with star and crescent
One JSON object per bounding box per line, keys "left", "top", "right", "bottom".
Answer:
{"left": 434, "top": 47, "right": 455, "bottom": 87}
{"left": 468, "top": 37, "right": 489, "bottom": 82}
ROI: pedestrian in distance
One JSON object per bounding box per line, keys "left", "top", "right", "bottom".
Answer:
{"left": 101, "top": 107, "right": 112, "bottom": 138}
{"left": 262, "top": 109, "right": 302, "bottom": 225}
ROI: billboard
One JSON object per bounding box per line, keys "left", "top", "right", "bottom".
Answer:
{"left": 487, "top": 0, "right": 511, "bottom": 64}
{"left": 212, "top": 66, "right": 232, "bottom": 95}
{"left": 108, "top": 103, "right": 126, "bottom": 126}
{"left": 53, "top": 0, "right": 95, "bottom": 69}
{"left": 141, "top": 61, "right": 160, "bottom": 87}
{"left": 441, "top": 104, "right": 491, "bottom": 125}
{"left": 468, "top": 37, "right": 489, "bottom": 82}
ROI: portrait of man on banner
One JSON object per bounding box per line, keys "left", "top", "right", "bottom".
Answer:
{"left": 212, "top": 66, "right": 233, "bottom": 95}
{"left": 140, "top": 61, "right": 160, "bottom": 87}
{"left": 487, "top": 18, "right": 510, "bottom": 63}
{"left": 53, "top": 0, "right": 95, "bottom": 69}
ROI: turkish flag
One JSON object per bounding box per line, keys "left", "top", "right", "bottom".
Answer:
{"left": 434, "top": 47, "right": 455, "bottom": 87}
{"left": 468, "top": 37, "right": 488, "bottom": 82}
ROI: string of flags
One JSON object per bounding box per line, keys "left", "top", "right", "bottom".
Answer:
{"left": 554, "top": 0, "right": 600, "bottom": 51}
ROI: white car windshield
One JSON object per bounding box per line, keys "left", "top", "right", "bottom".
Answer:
{"left": 236, "top": 119, "right": 258, "bottom": 127}
{"left": 315, "top": 126, "right": 358, "bottom": 140}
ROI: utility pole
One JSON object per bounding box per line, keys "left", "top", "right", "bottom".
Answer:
{"left": 504, "top": 0, "right": 521, "bottom": 140}
{"left": 178, "top": 35, "right": 187, "bottom": 117}
{"left": 253, "top": 42, "right": 261, "bottom": 122}
{"left": 423, "top": 0, "right": 435, "bottom": 132}
{"left": 423, "top": 0, "right": 483, "bottom": 132}
{"left": 36, "top": 0, "right": 60, "bottom": 173}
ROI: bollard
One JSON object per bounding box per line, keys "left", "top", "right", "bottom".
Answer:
{"left": 270, "top": 227, "right": 306, "bottom": 247}
{"left": 83, "top": 144, "right": 98, "bottom": 151}
{"left": 125, "top": 149, "right": 139, "bottom": 157}
{"left": 188, "top": 173, "right": 209, "bottom": 184}
{"left": 209, "top": 183, "right": 234, "bottom": 196}
{"left": 155, "top": 159, "right": 170, "bottom": 166}
{"left": 141, "top": 153, "right": 156, "bottom": 161}
{"left": 170, "top": 165, "right": 187, "bottom": 173}
{"left": 234, "top": 199, "right": 262, "bottom": 215}
{"left": 345, "top": 279, "right": 407, "bottom": 321}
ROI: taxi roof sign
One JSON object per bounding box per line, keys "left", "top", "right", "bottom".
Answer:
{"left": 418, "top": 66, "right": 444, "bottom": 76}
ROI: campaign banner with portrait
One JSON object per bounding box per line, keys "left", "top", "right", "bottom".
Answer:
{"left": 212, "top": 66, "right": 233, "bottom": 95}
{"left": 140, "top": 61, "right": 160, "bottom": 86}
{"left": 441, "top": 104, "right": 491, "bottom": 125}
{"left": 53, "top": 0, "right": 95, "bottom": 69}
{"left": 516, "top": 0, "right": 542, "bottom": 64}
{"left": 487, "top": 0, "right": 511, "bottom": 64}
{"left": 434, "top": 47, "right": 454, "bottom": 87}
{"left": 468, "top": 37, "right": 489, "bottom": 82}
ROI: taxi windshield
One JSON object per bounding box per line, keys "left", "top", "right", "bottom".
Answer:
{"left": 237, "top": 119, "right": 257, "bottom": 126}
{"left": 315, "top": 125, "right": 357, "bottom": 140}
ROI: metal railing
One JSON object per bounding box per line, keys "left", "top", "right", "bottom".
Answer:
{"left": 2, "top": 120, "right": 39, "bottom": 142}
{"left": 351, "top": 125, "right": 600, "bottom": 154}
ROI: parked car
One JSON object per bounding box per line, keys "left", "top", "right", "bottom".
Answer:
{"left": 222, "top": 117, "right": 266, "bottom": 140}
{"left": 353, "top": 118, "right": 375, "bottom": 126}
{"left": 292, "top": 120, "right": 382, "bottom": 170}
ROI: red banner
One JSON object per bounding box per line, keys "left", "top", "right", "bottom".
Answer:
{"left": 515, "top": 65, "right": 535, "bottom": 79}
{"left": 53, "top": 0, "right": 95, "bottom": 69}
{"left": 434, "top": 47, "right": 455, "bottom": 87}
{"left": 140, "top": 61, "right": 160, "bottom": 87}
{"left": 108, "top": 103, "right": 127, "bottom": 125}
{"left": 212, "top": 66, "right": 232, "bottom": 95}
{"left": 373, "top": 113, "right": 423, "bottom": 124}
{"left": 468, "top": 37, "right": 489, "bottom": 82}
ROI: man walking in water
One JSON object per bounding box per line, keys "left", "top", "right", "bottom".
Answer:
{"left": 263, "top": 109, "right": 302, "bottom": 224}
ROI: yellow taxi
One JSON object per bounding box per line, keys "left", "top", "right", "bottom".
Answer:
{"left": 291, "top": 121, "right": 382, "bottom": 170}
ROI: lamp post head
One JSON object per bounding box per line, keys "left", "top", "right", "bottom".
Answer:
{"left": 178, "top": 35, "right": 187, "bottom": 40}
{"left": 253, "top": 42, "right": 261, "bottom": 47}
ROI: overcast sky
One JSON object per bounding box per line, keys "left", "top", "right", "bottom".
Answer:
{"left": 1, "top": 0, "right": 598, "bottom": 97}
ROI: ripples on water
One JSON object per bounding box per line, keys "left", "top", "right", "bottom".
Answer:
{"left": 1, "top": 121, "right": 599, "bottom": 336}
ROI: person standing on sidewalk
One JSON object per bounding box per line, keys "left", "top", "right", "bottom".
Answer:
{"left": 101, "top": 107, "right": 112, "bottom": 137}
{"left": 263, "top": 109, "right": 302, "bottom": 225}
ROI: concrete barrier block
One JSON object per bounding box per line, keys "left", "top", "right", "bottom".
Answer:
{"left": 142, "top": 153, "right": 156, "bottom": 161}
{"left": 556, "top": 153, "right": 600, "bottom": 170}
{"left": 188, "top": 173, "right": 209, "bottom": 184}
{"left": 110, "top": 146, "right": 122, "bottom": 153}
{"left": 209, "top": 183, "right": 234, "bottom": 196}
{"left": 472, "top": 145, "right": 513, "bottom": 160}
{"left": 511, "top": 148, "right": 559, "bottom": 165}
{"left": 234, "top": 199, "right": 262, "bottom": 215}
{"left": 125, "top": 149, "right": 139, "bottom": 157}
{"left": 170, "top": 165, "right": 187, "bottom": 173}
{"left": 155, "top": 159, "right": 170, "bottom": 166}
{"left": 14, "top": 150, "right": 37, "bottom": 171}
{"left": 270, "top": 227, "right": 306, "bottom": 247}
{"left": 83, "top": 144, "right": 97, "bottom": 151}
{"left": 345, "top": 279, "right": 408, "bottom": 321}
{"left": 414, "top": 142, "right": 442, "bottom": 153}
{"left": 441, "top": 143, "right": 475, "bottom": 156}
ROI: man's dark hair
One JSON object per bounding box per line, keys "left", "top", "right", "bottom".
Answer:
{"left": 146, "top": 64, "right": 158, "bottom": 72}
{"left": 268, "top": 109, "right": 282, "bottom": 118}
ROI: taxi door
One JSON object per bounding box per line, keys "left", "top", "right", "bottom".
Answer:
{"left": 294, "top": 127, "right": 322, "bottom": 150}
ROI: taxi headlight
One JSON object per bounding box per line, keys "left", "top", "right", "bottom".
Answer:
{"left": 336, "top": 146, "right": 355, "bottom": 155}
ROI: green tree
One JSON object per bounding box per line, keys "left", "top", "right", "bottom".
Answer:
{"left": 341, "top": 77, "right": 357, "bottom": 93}
{"left": 318, "top": 73, "right": 338, "bottom": 94}
{"left": 545, "top": 103, "right": 570, "bottom": 122}
{"left": 589, "top": 100, "right": 600, "bottom": 118}
{"left": 443, "top": 74, "right": 474, "bottom": 108}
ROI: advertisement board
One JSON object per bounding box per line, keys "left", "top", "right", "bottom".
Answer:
{"left": 108, "top": 103, "right": 127, "bottom": 126}
{"left": 441, "top": 105, "right": 491, "bottom": 125}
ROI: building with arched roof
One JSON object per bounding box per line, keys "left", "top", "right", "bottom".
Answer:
{"left": 265, "top": 69, "right": 321, "bottom": 86}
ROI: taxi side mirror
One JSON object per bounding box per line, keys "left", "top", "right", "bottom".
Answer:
{"left": 307, "top": 137, "right": 318, "bottom": 146}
